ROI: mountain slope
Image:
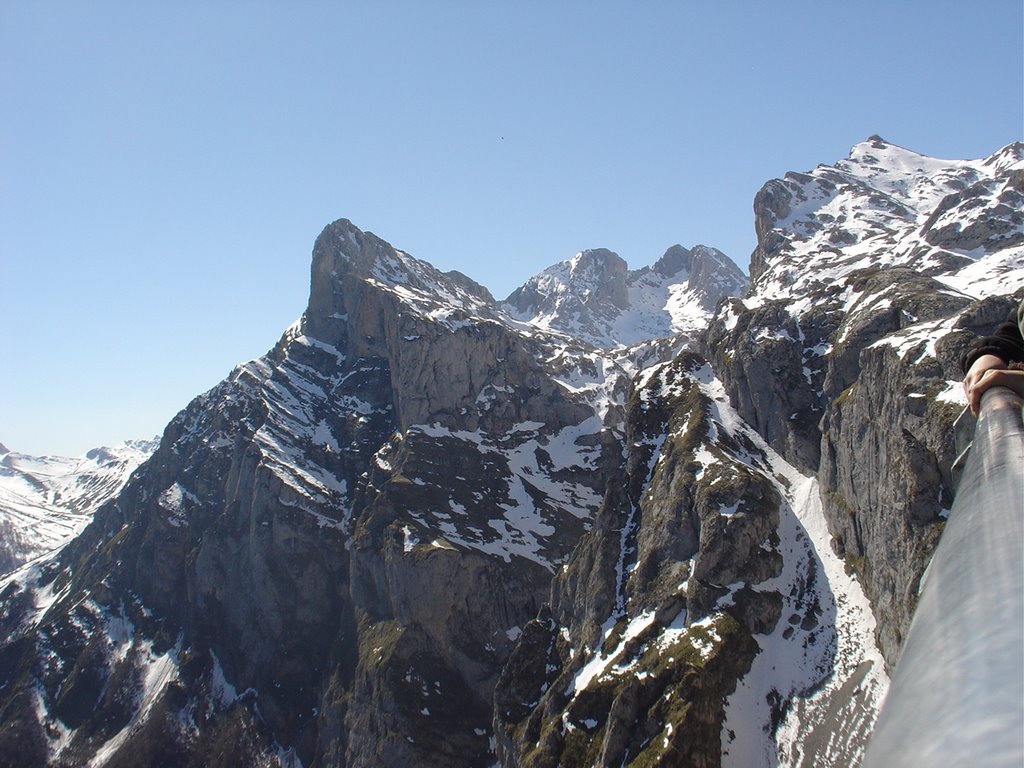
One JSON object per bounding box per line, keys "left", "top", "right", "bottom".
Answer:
{"left": 0, "top": 220, "right": 636, "bottom": 767}
{"left": 750, "top": 136, "right": 1022, "bottom": 304}
{"left": 0, "top": 440, "right": 156, "bottom": 573}
{"left": 494, "top": 137, "right": 1022, "bottom": 767}
{"left": 706, "top": 136, "right": 1023, "bottom": 665}
{"left": 0, "top": 138, "right": 1020, "bottom": 768}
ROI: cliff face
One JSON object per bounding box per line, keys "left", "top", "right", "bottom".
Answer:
{"left": 0, "top": 219, "right": 653, "bottom": 767}
{"left": 493, "top": 354, "right": 786, "bottom": 767}
{"left": 0, "top": 138, "right": 1021, "bottom": 768}
{"left": 707, "top": 137, "right": 1024, "bottom": 667}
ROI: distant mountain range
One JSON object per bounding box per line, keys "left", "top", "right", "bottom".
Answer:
{"left": 0, "top": 136, "right": 1020, "bottom": 768}
{"left": 502, "top": 243, "right": 747, "bottom": 347}
{"left": 0, "top": 440, "right": 156, "bottom": 573}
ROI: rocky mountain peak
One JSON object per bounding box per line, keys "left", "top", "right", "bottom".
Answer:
{"left": 3, "top": 138, "right": 1019, "bottom": 768}
{"left": 504, "top": 248, "right": 630, "bottom": 319}
{"left": 982, "top": 140, "right": 1024, "bottom": 172}
{"left": 305, "top": 218, "right": 497, "bottom": 345}
{"left": 444, "top": 269, "right": 497, "bottom": 305}
{"left": 503, "top": 244, "right": 746, "bottom": 348}
{"left": 566, "top": 248, "right": 630, "bottom": 308}
{"left": 652, "top": 244, "right": 693, "bottom": 277}
{"left": 748, "top": 137, "right": 1024, "bottom": 305}
{"left": 310, "top": 220, "right": 496, "bottom": 308}
{"left": 311, "top": 217, "right": 391, "bottom": 281}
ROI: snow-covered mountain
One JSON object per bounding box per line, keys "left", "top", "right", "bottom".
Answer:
{"left": 0, "top": 440, "right": 156, "bottom": 573}
{"left": 750, "top": 135, "right": 1022, "bottom": 305}
{"left": 708, "top": 136, "right": 1023, "bottom": 664}
{"left": 0, "top": 137, "right": 1020, "bottom": 768}
{"left": 503, "top": 244, "right": 748, "bottom": 347}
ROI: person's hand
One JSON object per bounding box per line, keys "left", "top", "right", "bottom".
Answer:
{"left": 963, "top": 354, "right": 1007, "bottom": 411}
{"left": 966, "top": 365, "right": 1024, "bottom": 416}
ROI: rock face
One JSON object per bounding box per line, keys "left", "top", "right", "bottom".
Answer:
{"left": 707, "top": 136, "right": 1024, "bottom": 667}
{"left": 0, "top": 220, "right": 632, "bottom": 768}
{"left": 492, "top": 354, "right": 785, "bottom": 767}
{"left": 0, "top": 138, "right": 1021, "bottom": 768}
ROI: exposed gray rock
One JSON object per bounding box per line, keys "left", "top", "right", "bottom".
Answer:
{"left": 819, "top": 289, "right": 1022, "bottom": 666}
{"left": 1, "top": 138, "right": 1020, "bottom": 768}
{"left": 0, "top": 218, "right": 621, "bottom": 768}
{"left": 703, "top": 299, "right": 834, "bottom": 473}
{"left": 494, "top": 353, "right": 787, "bottom": 766}
{"left": 717, "top": 135, "right": 1024, "bottom": 673}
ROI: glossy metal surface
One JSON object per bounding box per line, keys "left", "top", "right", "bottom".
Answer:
{"left": 863, "top": 386, "right": 1024, "bottom": 767}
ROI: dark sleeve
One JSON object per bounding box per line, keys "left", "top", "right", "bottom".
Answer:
{"left": 960, "top": 307, "right": 1024, "bottom": 373}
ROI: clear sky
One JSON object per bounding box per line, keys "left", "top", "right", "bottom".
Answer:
{"left": 2, "top": 0, "right": 1022, "bottom": 457}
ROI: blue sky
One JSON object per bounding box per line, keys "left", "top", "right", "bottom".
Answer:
{"left": 2, "top": 0, "right": 1022, "bottom": 456}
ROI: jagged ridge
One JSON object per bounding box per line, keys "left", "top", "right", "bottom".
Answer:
{"left": 0, "top": 138, "right": 1021, "bottom": 768}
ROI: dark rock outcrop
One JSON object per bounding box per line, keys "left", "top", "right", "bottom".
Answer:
{"left": 1, "top": 138, "right": 1020, "bottom": 768}
{"left": 709, "top": 137, "right": 1024, "bottom": 670}
{"left": 0, "top": 219, "right": 620, "bottom": 767}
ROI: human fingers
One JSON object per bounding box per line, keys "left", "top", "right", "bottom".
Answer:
{"left": 968, "top": 369, "right": 1010, "bottom": 415}
{"left": 963, "top": 355, "right": 1008, "bottom": 397}
{"left": 969, "top": 370, "right": 991, "bottom": 415}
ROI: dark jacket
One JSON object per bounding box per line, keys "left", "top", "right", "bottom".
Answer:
{"left": 960, "top": 304, "right": 1024, "bottom": 373}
